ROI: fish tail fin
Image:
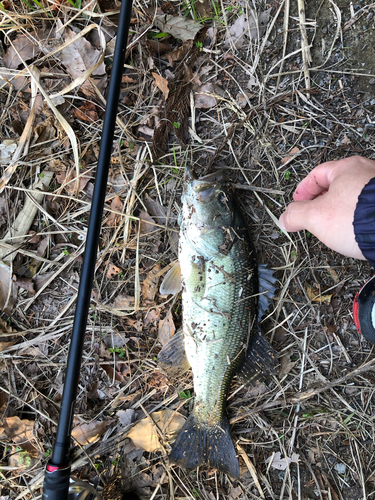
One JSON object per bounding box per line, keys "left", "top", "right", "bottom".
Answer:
{"left": 169, "top": 413, "right": 239, "bottom": 478}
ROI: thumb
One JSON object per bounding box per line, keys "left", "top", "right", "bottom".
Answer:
{"left": 279, "top": 200, "right": 315, "bottom": 232}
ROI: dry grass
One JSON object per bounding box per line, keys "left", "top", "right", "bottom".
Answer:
{"left": 1, "top": 0, "right": 375, "bottom": 499}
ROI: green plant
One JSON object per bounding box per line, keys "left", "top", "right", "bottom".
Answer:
{"left": 284, "top": 171, "right": 291, "bottom": 180}
{"left": 173, "top": 122, "right": 181, "bottom": 129}
{"left": 179, "top": 389, "right": 191, "bottom": 399}
{"left": 62, "top": 247, "right": 70, "bottom": 256}
{"left": 109, "top": 346, "right": 127, "bottom": 358}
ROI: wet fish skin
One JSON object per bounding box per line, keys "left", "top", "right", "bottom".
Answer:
{"left": 168, "top": 169, "right": 274, "bottom": 477}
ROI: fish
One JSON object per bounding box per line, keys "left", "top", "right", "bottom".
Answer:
{"left": 158, "top": 168, "right": 278, "bottom": 478}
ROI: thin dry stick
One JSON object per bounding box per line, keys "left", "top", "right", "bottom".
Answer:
{"left": 237, "top": 445, "right": 266, "bottom": 500}
{"left": 297, "top": 0, "right": 312, "bottom": 91}
{"left": 276, "top": 0, "right": 290, "bottom": 91}
{"left": 230, "top": 356, "right": 375, "bottom": 424}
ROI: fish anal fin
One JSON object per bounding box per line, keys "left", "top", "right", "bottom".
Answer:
{"left": 258, "top": 263, "right": 278, "bottom": 321}
{"left": 169, "top": 413, "right": 239, "bottom": 479}
{"left": 237, "top": 329, "right": 278, "bottom": 385}
{"left": 157, "top": 328, "right": 190, "bottom": 379}
{"left": 159, "top": 262, "right": 182, "bottom": 295}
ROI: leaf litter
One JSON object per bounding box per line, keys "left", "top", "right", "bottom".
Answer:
{"left": 1, "top": 1, "right": 375, "bottom": 499}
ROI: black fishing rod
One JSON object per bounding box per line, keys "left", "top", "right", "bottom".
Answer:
{"left": 42, "top": 1, "right": 134, "bottom": 498}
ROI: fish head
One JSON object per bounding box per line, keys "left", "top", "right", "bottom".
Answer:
{"left": 183, "top": 169, "right": 234, "bottom": 230}
{"left": 181, "top": 169, "right": 235, "bottom": 257}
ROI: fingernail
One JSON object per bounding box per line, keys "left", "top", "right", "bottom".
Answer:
{"left": 279, "top": 213, "right": 286, "bottom": 231}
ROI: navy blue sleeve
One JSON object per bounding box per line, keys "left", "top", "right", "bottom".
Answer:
{"left": 353, "top": 177, "right": 375, "bottom": 268}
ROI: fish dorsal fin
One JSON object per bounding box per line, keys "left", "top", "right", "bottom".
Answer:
{"left": 158, "top": 328, "right": 190, "bottom": 379}
{"left": 159, "top": 262, "right": 182, "bottom": 295}
{"left": 236, "top": 328, "right": 278, "bottom": 385}
{"left": 258, "top": 263, "right": 278, "bottom": 321}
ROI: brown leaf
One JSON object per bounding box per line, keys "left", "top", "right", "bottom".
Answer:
{"left": 278, "top": 354, "right": 297, "bottom": 378}
{"left": 13, "top": 276, "right": 35, "bottom": 294}
{"left": 56, "top": 170, "right": 90, "bottom": 196}
{"left": 158, "top": 312, "right": 175, "bottom": 346}
{"left": 56, "top": 23, "right": 107, "bottom": 96}
{"left": 101, "top": 363, "right": 125, "bottom": 382}
{"left": 152, "top": 72, "right": 169, "bottom": 101}
{"left": 71, "top": 419, "right": 113, "bottom": 445}
{"left": 280, "top": 147, "right": 300, "bottom": 165}
{"left": 144, "top": 309, "right": 161, "bottom": 326}
{"left": 107, "top": 195, "right": 123, "bottom": 227}
{"left": 165, "top": 40, "right": 193, "bottom": 64}
{"left": 126, "top": 409, "right": 185, "bottom": 452}
{"left": 122, "top": 75, "right": 137, "bottom": 83}
{"left": 111, "top": 294, "right": 135, "bottom": 310}
{"left": 143, "top": 195, "right": 168, "bottom": 224}
{"left": 154, "top": 15, "right": 202, "bottom": 42}
{"left": 71, "top": 101, "right": 99, "bottom": 123}
{"left": 194, "top": 83, "right": 217, "bottom": 109}
{"left": 1, "top": 416, "right": 39, "bottom": 456}
{"left": 139, "top": 210, "right": 156, "bottom": 235}
{"left": 306, "top": 283, "right": 332, "bottom": 304}
{"left": 146, "top": 39, "right": 174, "bottom": 55}
{"left": 4, "top": 33, "right": 41, "bottom": 69}
{"left": 106, "top": 263, "right": 122, "bottom": 279}
{"left": 142, "top": 264, "right": 161, "bottom": 303}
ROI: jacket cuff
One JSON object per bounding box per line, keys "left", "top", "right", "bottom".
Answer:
{"left": 353, "top": 177, "right": 375, "bottom": 268}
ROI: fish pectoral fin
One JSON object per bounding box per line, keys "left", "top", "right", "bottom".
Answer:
{"left": 258, "top": 263, "right": 278, "bottom": 321}
{"left": 236, "top": 328, "right": 278, "bottom": 385}
{"left": 157, "top": 328, "right": 190, "bottom": 379}
{"left": 159, "top": 261, "right": 182, "bottom": 295}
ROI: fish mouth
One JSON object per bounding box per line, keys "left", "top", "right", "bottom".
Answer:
{"left": 184, "top": 168, "right": 227, "bottom": 203}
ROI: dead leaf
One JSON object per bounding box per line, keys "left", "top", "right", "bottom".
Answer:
{"left": 265, "top": 452, "right": 300, "bottom": 470}
{"left": 139, "top": 210, "right": 156, "bottom": 235}
{"left": 142, "top": 264, "right": 161, "bottom": 303}
{"left": 71, "top": 419, "right": 113, "bottom": 445}
{"left": 138, "top": 125, "right": 154, "bottom": 138}
{"left": 1, "top": 416, "right": 39, "bottom": 456}
{"left": 152, "top": 72, "right": 169, "bottom": 101}
{"left": 107, "top": 195, "right": 123, "bottom": 227}
{"left": 144, "top": 309, "right": 161, "bottom": 326}
{"left": 278, "top": 353, "right": 296, "bottom": 378}
{"left": 56, "top": 23, "right": 107, "bottom": 96}
{"left": 165, "top": 40, "right": 193, "bottom": 64}
{"left": 306, "top": 283, "right": 333, "bottom": 304}
{"left": 101, "top": 363, "right": 125, "bottom": 382}
{"left": 122, "top": 75, "right": 137, "bottom": 83}
{"left": 154, "top": 15, "right": 202, "bottom": 42}
{"left": 111, "top": 294, "right": 135, "bottom": 310}
{"left": 341, "top": 134, "right": 351, "bottom": 145}
{"left": 280, "top": 147, "right": 300, "bottom": 165}
{"left": 224, "top": 9, "right": 271, "bottom": 48}
{"left": 194, "top": 83, "right": 218, "bottom": 109}
{"left": 158, "top": 312, "right": 175, "bottom": 346}
{"left": 126, "top": 409, "right": 185, "bottom": 452}
{"left": 56, "top": 170, "right": 90, "bottom": 196}
{"left": 71, "top": 101, "right": 99, "bottom": 122}
{"left": 13, "top": 276, "right": 35, "bottom": 294}
{"left": 195, "top": 0, "right": 212, "bottom": 18}
{"left": 0, "top": 140, "right": 17, "bottom": 164}
{"left": 4, "top": 33, "right": 42, "bottom": 69}
{"left": 106, "top": 263, "right": 122, "bottom": 279}
{"left": 117, "top": 409, "right": 137, "bottom": 428}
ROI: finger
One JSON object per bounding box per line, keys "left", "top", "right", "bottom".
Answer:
{"left": 293, "top": 160, "right": 342, "bottom": 201}
{"left": 279, "top": 199, "right": 316, "bottom": 232}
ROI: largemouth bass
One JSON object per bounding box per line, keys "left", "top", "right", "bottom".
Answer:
{"left": 159, "top": 168, "right": 277, "bottom": 478}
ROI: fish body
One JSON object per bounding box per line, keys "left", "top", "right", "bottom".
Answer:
{"left": 162, "top": 170, "right": 277, "bottom": 477}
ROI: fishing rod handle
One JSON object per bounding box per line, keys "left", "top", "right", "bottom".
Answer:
{"left": 42, "top": 464, "right": 71, "bottom": 500}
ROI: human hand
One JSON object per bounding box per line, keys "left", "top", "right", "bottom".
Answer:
{"left": 279, "top": 156, "right": 375, "bottom": 260}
